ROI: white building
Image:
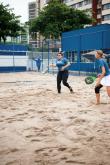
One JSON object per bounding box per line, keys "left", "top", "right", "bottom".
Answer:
{"left": 28, "top": 1, "right": 37, "bottom": 20}
{"left": 63, "top": 0, "right": 110, "bottom": 24}
{"left": 102, "top": 0, "right": 110, "bottom": 24}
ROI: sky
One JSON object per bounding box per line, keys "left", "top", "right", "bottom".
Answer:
{"left": 0, "top": 0, "right": 33, "bottom": 23}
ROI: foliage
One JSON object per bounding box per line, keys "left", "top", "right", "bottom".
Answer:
{"left": 0, "top": 3, "right": 24, "bottom": 43}
{"left": 30, "top": 0, "right": 92, "bottom": 39}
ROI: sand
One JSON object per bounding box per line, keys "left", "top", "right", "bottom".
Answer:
{"left": 0, "top": 72, "right": 110, "bottom": 165}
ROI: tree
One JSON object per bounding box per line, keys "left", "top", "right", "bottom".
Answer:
{"left": 0, "top": 3, "right": 24, "bottom": 43}
{"left": 30, "top": 0, "right": 92, "bottom": 39}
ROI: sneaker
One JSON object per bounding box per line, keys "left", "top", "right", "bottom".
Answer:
{"left": 70, "top": 87, "right": 74, "bottom": 93}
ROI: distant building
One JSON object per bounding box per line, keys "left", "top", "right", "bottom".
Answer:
{"left": 46, "top": 0, "right": 110, "bottom": 25}
{"left": 62, "top": 0, "right": 110, "bottom": 25}
{"left": 28, "top": 1, "right": 46, "bottom": 48}
{"left": 28, "top": 1, "right": 38, "bottom": 47}
{"left": 29, "top": 1, "right": 37, "bottom": 20}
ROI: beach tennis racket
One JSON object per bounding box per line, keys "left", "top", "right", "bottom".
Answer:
{"left": 85, "top": 76, "right": 96, "bottom": 84}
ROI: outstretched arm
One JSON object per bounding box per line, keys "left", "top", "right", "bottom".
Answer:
{"left": 50, "top": 63, "right": 56, "bottom": 67}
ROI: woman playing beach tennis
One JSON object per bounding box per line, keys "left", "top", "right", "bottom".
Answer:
{"left": 51, "top": 52, "right": 73, "bottom": 94}
{"left": 95, "top": 50, "right": 110, "bottom": 104}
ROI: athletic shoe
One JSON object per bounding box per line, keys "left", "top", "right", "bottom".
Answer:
{"left": 70, "top": 87, "right": 74, "bottom": 93}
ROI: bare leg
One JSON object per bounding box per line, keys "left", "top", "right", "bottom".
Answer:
{"left": 106, "top": 86, "right": 110, "bottom": 97}
{"left": 96, "top": 93, "right": 100, "bottom": 105}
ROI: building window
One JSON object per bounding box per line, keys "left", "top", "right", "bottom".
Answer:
{"left": 29, "top": 4, "right": 36, "bottom": 9}
{"left": 97, "top": 0, "right": 102, "bottom": 5}
{"left": 103, "top": 14, "right": 110, "bottom": 21}
{"left": 71, "top": 0, "right": 92, "bottom": 9}
{"left": 71, "top": 4, "right": 77, "bottom": 8}
{"left": 84, "top": 0, "right": 92, "bottom": 5}
{"left": 97, "top": 9, "right": 101, "bottom": 14}
{"left": 63, "top": 0, "right": 71, "bottom": 3}
{"left": 103, "top": 3, "right": 110, "bottom": 10}
{"left": 78, "top": 1, "right": 84, "bottom": 7}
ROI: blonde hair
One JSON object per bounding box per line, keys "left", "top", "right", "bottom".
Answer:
{"left": 96, "top": 50, "right": 103, "bottom": 57}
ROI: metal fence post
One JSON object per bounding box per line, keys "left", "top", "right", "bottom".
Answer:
{"left": 41, "top": 41, "right": 43, "bottom": 72}
{"left": 48, "top": 40, "right": 50, "bottom": 73}
{"left": 13, "top": 42, "right": 15, "bottom": 72}
{"left": 77, "top": 35, "right": 81, "bottom": 75}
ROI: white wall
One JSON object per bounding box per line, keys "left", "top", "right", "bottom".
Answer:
{"left": 0, "top": 55, "right": 28, "bottom": 68}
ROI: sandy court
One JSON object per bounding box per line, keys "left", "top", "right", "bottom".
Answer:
{"left": 0, "top": 72, "right": 110, "bottom": 165}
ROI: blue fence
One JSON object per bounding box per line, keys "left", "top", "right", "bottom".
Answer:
{"left": 62, "top": 24, "right": 110, "bottom": 75}
{"left": 0, "top": 44, "right": 28, "bottom": 51}
{"left": 0, "top": 51, "right": 27, "bottom": 56}
{"left": 0, "top": 66, "right": 27, "bottom": 72}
